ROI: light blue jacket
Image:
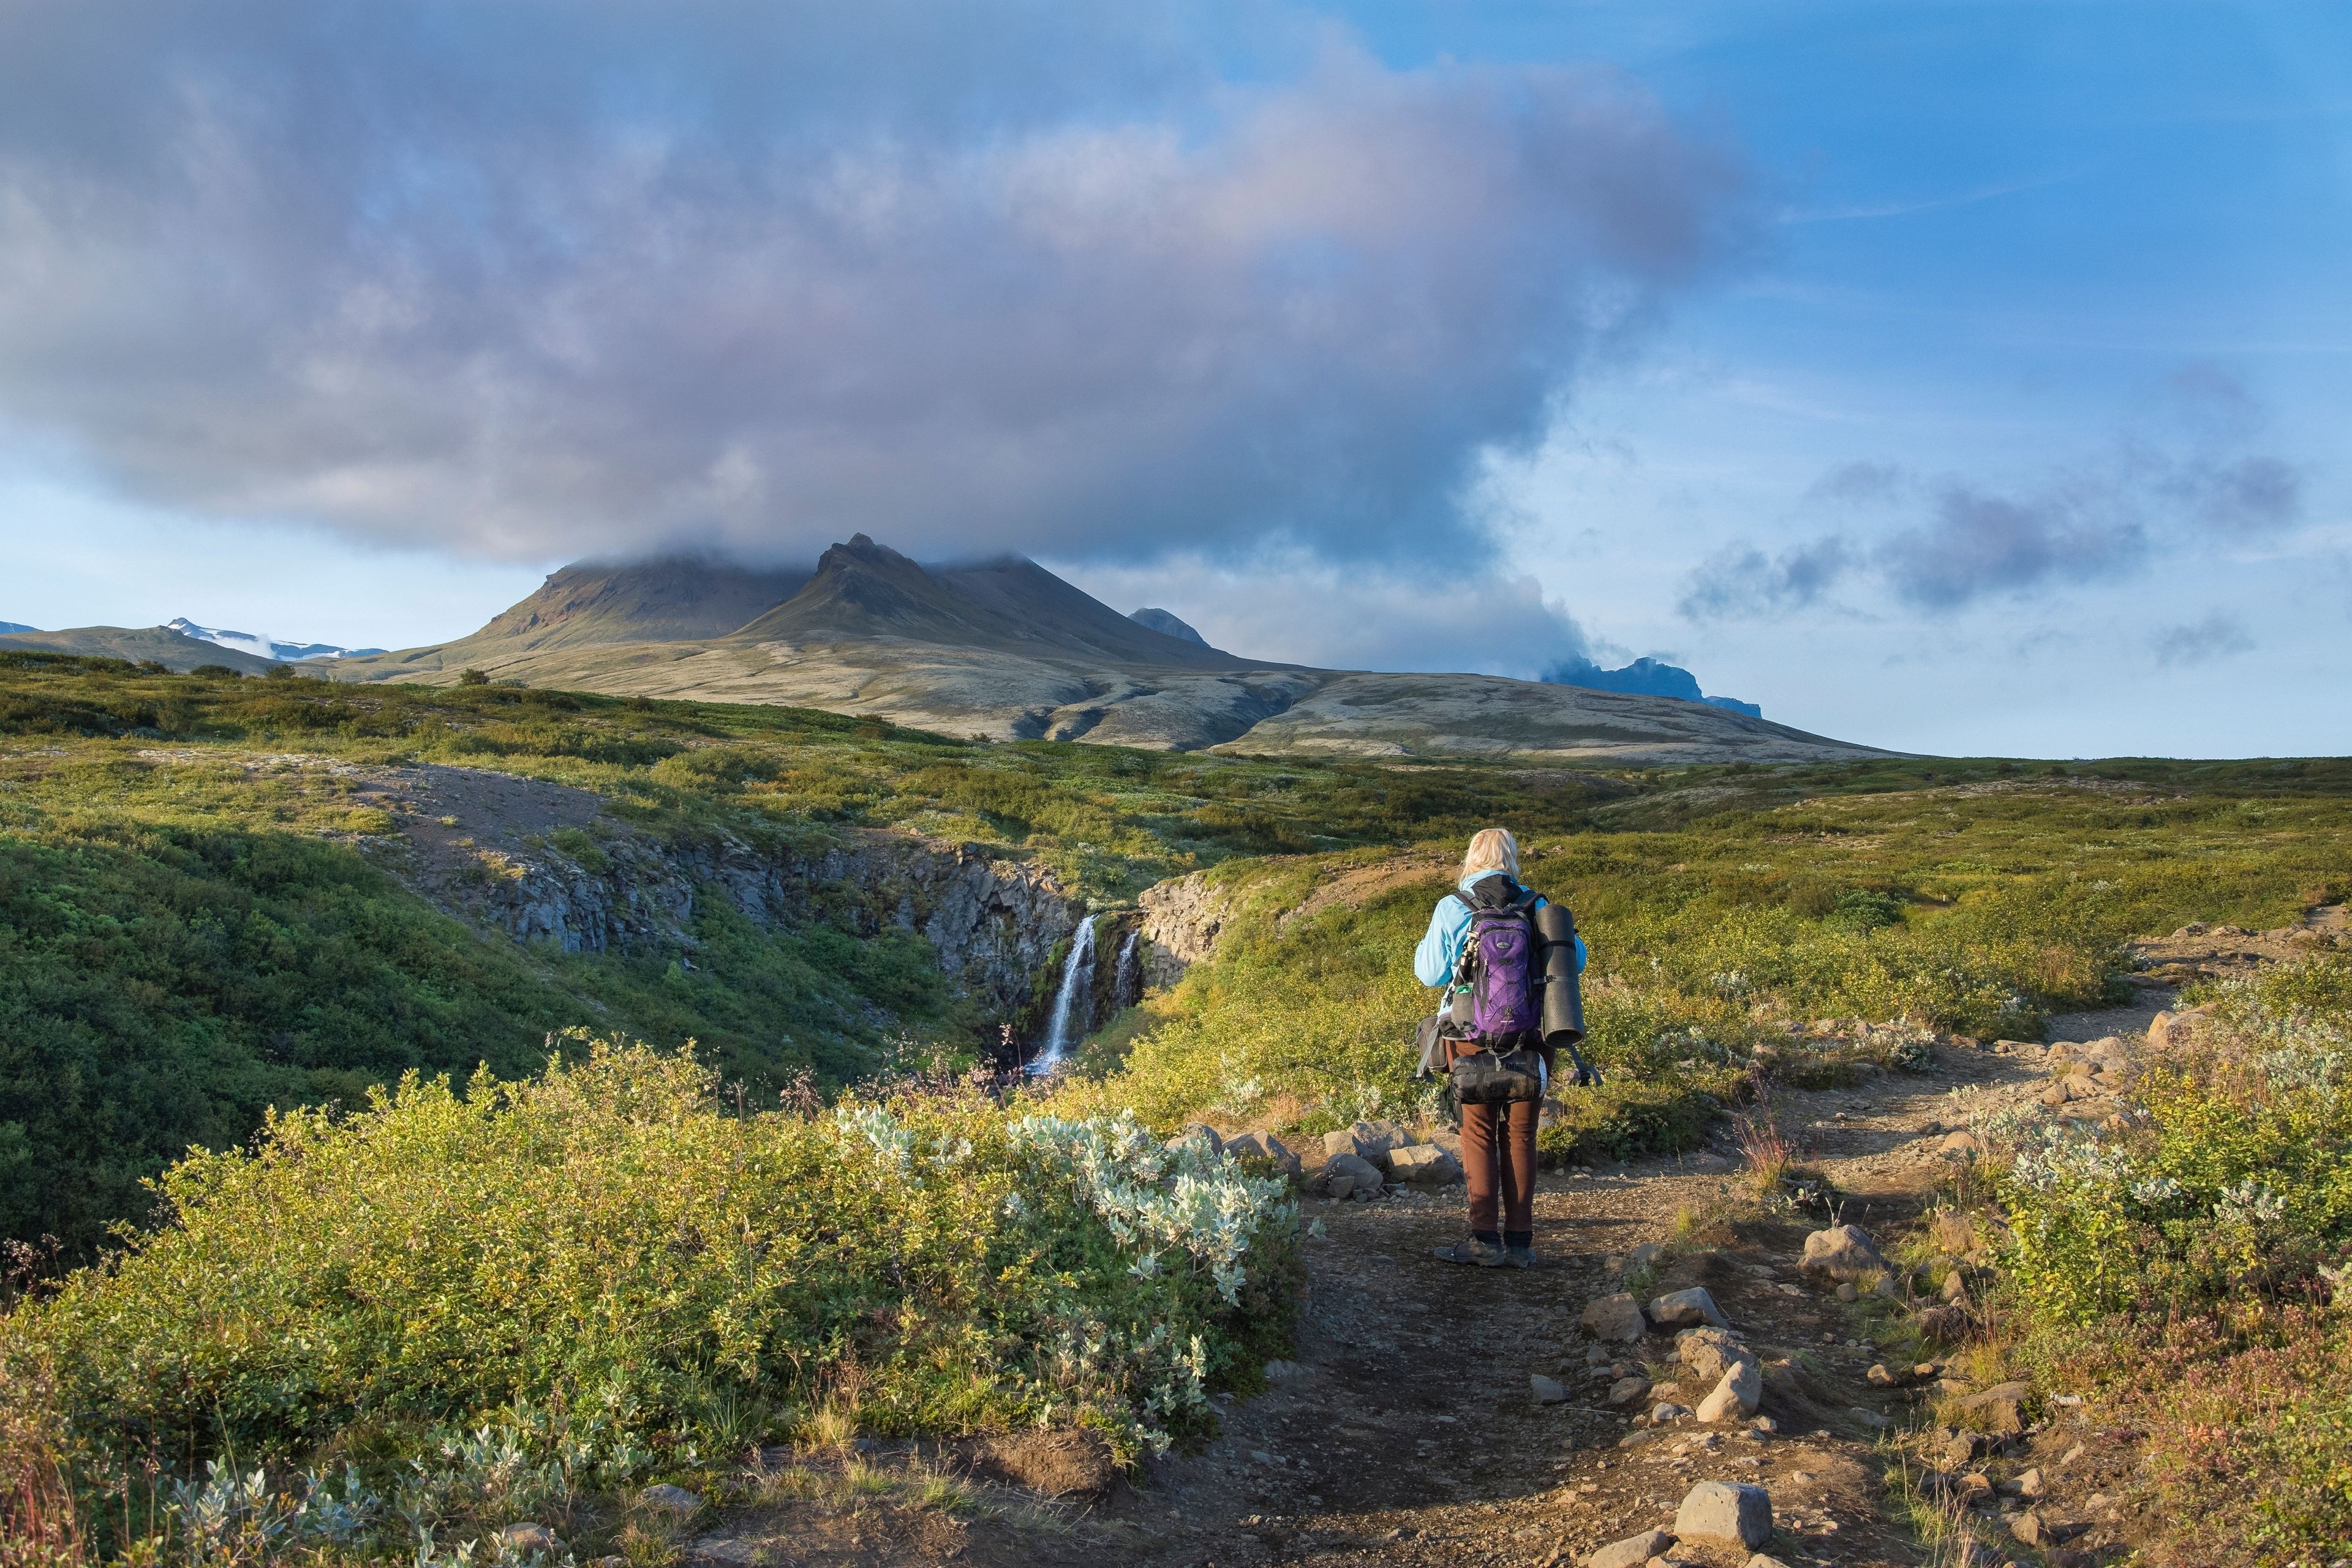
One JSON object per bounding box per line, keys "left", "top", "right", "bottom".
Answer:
{"left": 1414, "top": 874, "right": 1588, "bottom": 989}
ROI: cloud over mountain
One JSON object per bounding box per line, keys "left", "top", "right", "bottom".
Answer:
{"left": 0, "top": 1, "right": 1752, "bottom": 575}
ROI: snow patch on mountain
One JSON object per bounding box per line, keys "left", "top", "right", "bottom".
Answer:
{"left": 165, "top": 618, "right": 385, "bottom": 662}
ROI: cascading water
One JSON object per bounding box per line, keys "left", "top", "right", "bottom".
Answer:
{"left": 1113, "top": 928, "right": 1140, "bottom": 1012}
{"left": 1025, "top": 914, "right": 1097, "bottom": 1076}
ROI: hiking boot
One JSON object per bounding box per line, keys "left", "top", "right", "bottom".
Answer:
{"left": 1432, "top": 1236, "right": 1507, "bottom": 1267}
{"left": 1503, "top": 1243, "right": 1537, "bottom": 1270}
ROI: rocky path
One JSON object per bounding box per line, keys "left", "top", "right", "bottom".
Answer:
{"left": 682, "top": 1030, "right": 2086, "bottom": 1568}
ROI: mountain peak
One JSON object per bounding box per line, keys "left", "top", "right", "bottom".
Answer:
{"left": 165, "top": 617, "right": 383, "bottom": 662}
{"left": 1129, "top": 608, "right": 1208, "bottom": 646}
{"left": 472, "top": 557, "right": 814, "bottom": 650}
{"left": 733, "top": 539, "right": 1250, "bottom": 670}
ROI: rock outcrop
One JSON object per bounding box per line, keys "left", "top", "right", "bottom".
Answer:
{"left": 366, "top": 764, "right": 1082, "bottom": 1016}
{"left": 1139, "top": 871, "right": 1235, "bottom": 986}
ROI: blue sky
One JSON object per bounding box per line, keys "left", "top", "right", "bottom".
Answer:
{"left": 2, "top": 1, "right": 2345, "bottom": 756}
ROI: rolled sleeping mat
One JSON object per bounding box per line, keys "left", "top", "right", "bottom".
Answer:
{"left": 1532, "top": 901, "right": 1586, "bottom": 1046}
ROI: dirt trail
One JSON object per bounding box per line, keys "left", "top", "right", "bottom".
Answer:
{"left": 685, "top": 1031, "right": 2088, "bottom": 1568}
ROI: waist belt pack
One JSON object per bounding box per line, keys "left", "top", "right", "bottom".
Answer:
{"left": 1448, "top": 1041, "right": 1547, "bottom": 1104}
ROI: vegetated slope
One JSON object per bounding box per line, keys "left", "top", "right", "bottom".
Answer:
{"left": 0, "top": 624, "right": 277, "bottom": 673}
{"left": 1065, "top": 764, "right": 2352, "bottom": 1160}
{"left": 0, "top": 1042, "right": 1303, "bottom": 1562}
{"left": 323, "top": 538, "right": 1882, "bottom": 764}
{"left": 0, "top": 649, "right": 1651, "bottom": 1253}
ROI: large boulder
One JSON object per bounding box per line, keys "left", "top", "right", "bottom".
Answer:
{"left": 1581, "top": 1292, "right": 1647, "bottom": 1342}
{"left": 1801, "top": 1224, "right": 1890, "bottom": 1282}
{"left": 1647, "top": 1287, "right": 1730, "bottom": 1330}
{"left": 1675, "top": 1480, "right": 1773, "bottom": 1549}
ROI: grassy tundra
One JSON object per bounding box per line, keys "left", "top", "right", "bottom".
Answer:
{"left": 1, "top": 649, "right": 2348, "bottom": 1561}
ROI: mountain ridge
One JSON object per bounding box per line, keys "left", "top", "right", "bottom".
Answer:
{"left": 318, "top": 543, "right": 1885, "bottom": 764}
{"left": 1, "top": 625, "right": 281, "bottom": 673}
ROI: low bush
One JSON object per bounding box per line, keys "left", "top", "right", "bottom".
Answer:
{"left": 2, "top": 1041, "right": 1299, "bottom": 1554}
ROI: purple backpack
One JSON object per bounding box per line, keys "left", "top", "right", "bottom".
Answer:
{"left": 1455, "top": 875, "right": 1540, "bottom": 1043}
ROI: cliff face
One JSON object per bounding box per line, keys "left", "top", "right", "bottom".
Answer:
{"left": 356, "top": 763, "right": 1080, "bottom": 1015}
{"left": 481, "top": 831, "right": 1079, "bottom": 1014}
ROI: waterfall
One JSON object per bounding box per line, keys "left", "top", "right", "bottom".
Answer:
{"left": 1026, "top": 914, "right": 1097, "bottom": 1076}
{"left": 1114, "top": 928, "right": 1140, "bottom": 1011}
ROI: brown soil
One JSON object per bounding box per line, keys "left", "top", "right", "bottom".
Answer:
{"left": 680, "top": 1041, "right": 2079, "bottom": 1567}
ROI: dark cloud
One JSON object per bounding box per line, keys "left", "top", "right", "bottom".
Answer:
{"left": 1675, "top": 534, "right": 1855, "bottom": 619}
{"left": 2150, "top": 612, "right": 2254, "bottom": 667}
{"left": 0, "top": 1, "right": 1754, "bottom": 571}
{"left": 1875, "top": 479, "right": 2146, "bottom": 608}
{"left": 1681, "top": 373, "right": 2306, "bottom": 619}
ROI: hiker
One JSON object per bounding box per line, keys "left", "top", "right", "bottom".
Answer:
{"left": 1414, "top": 827, "right": 1587, "bottom": 1269}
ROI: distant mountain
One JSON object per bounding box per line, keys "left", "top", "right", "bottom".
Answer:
{"left": 0, "top": 621, "right": 35, "bottom": 636}
{"left": 326, "top": 540, "right": 1877, "bottom": 764}
{"left": 1130, "top": 608, "right": 1208, "bottom": 646}
{"left": 165, "top": 618, "right": 385, "bottom": 663}
{"left": 733, "top": 537, "right": 1246, "bottom": 671}
{"left": 0, "top": 625, "right": 279, "bottom": 674}
{"left": 1542, "top": 655, "right": 1762, "bottom": 719}
{"left": 468, "top": 557, "right": 815, "bottom": 650}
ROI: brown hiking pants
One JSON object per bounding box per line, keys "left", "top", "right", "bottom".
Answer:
{"left": 1459, "top": 1098, "right": 1540, "bottom": 1238}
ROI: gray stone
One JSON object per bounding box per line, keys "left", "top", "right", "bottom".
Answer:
{"left": 636, "top": 1483, "right": 702, "bottom": 1517}
{"left": 1800, "top": 1223, "right": 1889, "bottom": 1281}
{"left": 1650, "top": 1401, "right": 1691, "bottom": 1423}
{"left": 1322, "top": 1118, "right": 1411, "bottom": 1164}
{"left": 1530, "top": 1374, "right": 1569, "bottom": 1404}
{"left": 1674, "top": 1480, "right": 1773, "bottom": 1549}
{"left": 1607, "top": 1374, "right": 1651, "bottom": 1406}
{"left": 1582, "top": 1291, "right": 1647, "bottom": 1342}
{"left": 1675, "top": 1326, "right": 1751, "bottom": 1385}
{"left": 687, "top": 1540, "right": 766, "bottom": 1566}
{"left": 498, "top": 1525, "right": 567, "bottom": 1558}
{"left": 1169, "top": 1123, "right": 1224, "bottom": 1157}
{"left": 1322, "top": 1152, "right": 1384, "bottom": 1199}
{"left": 1696, "top": 1359, "right": 1762, "bottom": 1421}
{"left": 1957, "top": 1380, "right": 2033, "bottom": 1436}
{"left": 1223, "top": 1129, "right": 1302, "bottom": 1176}
{"left": 1387, "top": 1144, "right": 1461, "bottom": 1183}
{"left": 1585, "top": 1529, "right": 1676, "bottom": 1568}
{"left": 1646, "top": 1287, "right": 1730, "bottom": 1329}
{"left": 1618, "top": 1242, "right": 1667, "bottom": 1275}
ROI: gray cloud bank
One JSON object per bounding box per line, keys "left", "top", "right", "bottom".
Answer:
{"left": 1679, "top": 371, "right": 2304, "bottom": 622}
{"left": 0, "top": 1, "right": 1752, "bottom": 572}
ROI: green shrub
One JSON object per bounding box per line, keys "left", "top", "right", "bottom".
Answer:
{"left": 2000, "top": 957, "right": 2352, "bottom": 1325}
{"left": 5, "top": 1041, "right": 1301, "bottom": 1476}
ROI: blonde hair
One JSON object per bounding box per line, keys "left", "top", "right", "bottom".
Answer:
{"left": 1461, "top": 827, "right": 1520, "bottom": 884}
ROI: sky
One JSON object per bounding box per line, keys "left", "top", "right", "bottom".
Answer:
{"left": 1, "top": 1, "right": 2346, "bottom": 757}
